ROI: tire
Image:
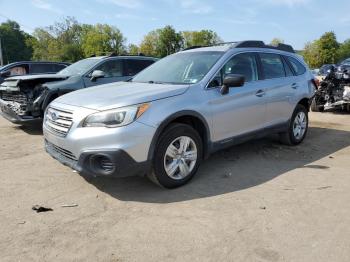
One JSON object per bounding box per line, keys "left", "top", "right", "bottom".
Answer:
{"left": 280, "top": 104, "right": 309, "bottom": 146}
{"left": 148, "top": 123, "right": 203, "bottom": 188}
{"left": 310, "top": 97, "right": 319, "bottom": 112}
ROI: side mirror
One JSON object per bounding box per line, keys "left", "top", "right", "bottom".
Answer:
{"left": 0, "top": 71, "right": 10, "bottom": 78}
{"left": 90, "top": 70, "right": 105, "bottom": 81}
{"left": 220, "top": 74, "right": 245, "bottom": 95}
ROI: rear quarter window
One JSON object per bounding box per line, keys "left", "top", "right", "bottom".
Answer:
{"left": 287, "top": 56, "right": 306, "bottom": 75}
{"left": 259, "top": 53, "right": 286, "bottom": 79}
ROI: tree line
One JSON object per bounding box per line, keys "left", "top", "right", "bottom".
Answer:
{"left": 0, "top": 17, "right": 221, "bottom": 64}
{"left": 1, "top": 17, "right": 350, "bottom": 68}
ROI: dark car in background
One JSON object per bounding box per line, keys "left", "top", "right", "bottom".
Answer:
{"left": 0, "top": 55, "right": 157, "bottom": 124}
{"left": 0, "top": 61, "right": 70, "bottom": 84}
{"left": 318, "top": 64, "right": 336, "bottom": 76}
{"left": 337, "top": 59, "right": 350, "bottom": 74}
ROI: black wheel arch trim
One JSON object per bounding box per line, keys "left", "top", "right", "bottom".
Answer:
{"left": 147, "top": 110, "right": 212, "bottom": 161}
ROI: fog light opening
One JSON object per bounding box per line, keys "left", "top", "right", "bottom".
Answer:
{"left": 90, "top": 155, "right": 115, "bottom": 175}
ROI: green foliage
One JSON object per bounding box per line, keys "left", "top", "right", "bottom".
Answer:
{"left": 302, "top": 32, "right": 344, "bottom": 68}
{"left": 128, "top": 44, "right": 140, "bottom": 55}
{"left": 318, "top": 32, "right": 339, "bottom": 64}
{"left": 337, "top": 39, "right": 350, "bottom": 62}
{"left": 0, "top": 20, "right": 33, "bottom": 64}
{"left": 81, "top": 24, "right": 125, "bottom": 57}
{"left": 140, "top": 26, "right": 222, "bottom": 57}
{"left": 140, "top": 25, "right": 183, "bottom": 57}
{"left": 32, "top": 17, "right": 84, "bottom": 62}
{"left": 31, "top": 18, "right": 126, "bottom": 62}
{"left": 182, "top": 30, "right": 222, "bottom": 48}
{"left": 302, "top": 40, "right": 322, "bottom": 69}
{"left": 270, "top": 38, "right": 284, "bottom": 46}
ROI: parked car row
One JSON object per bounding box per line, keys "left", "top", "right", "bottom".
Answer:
{"left": 0, "top": 54, "right": 157, "bottom": 124}
{"left": 0, "top": 41, "right": 316, "bottom": 188}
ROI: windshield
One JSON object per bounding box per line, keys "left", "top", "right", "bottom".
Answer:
{"left": 132, "top": 51, "right": 223, "bottom": 85}
{"left": 57, "top": 58, "right": 101, "bottom": 75}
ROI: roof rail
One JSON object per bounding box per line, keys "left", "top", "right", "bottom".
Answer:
{"left": 234, "top": 40, "right": 295, "bottom": 53}
{"left": 183, "top": 45, "right": 206, "bottom": 51}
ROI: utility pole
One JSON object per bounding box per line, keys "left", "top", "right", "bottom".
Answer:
{"left": 0, "top": 37, "right": 3, "bottom": 67}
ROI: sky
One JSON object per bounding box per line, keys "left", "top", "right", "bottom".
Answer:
{"left": 0, "top": 0, "right": 349, "bottom": 49}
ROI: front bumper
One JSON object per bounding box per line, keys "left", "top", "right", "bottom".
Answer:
{"left": 0, "top": 98, "right": 40, "bottom": 124}
{"left": 45, "top": 140, "right": 151, "bottom": 177}
{"left": 43, "top": 102, "right": 156, "bottom": 177}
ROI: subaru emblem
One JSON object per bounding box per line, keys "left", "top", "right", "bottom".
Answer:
{"left": 51, "top": 112, "right": 58, "bottom": 121}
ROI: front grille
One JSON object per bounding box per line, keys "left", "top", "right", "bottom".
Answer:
{"left": 45, "top": 107, "right": 73, "bottom": 137}
{"left": 1, "top": 91, "right": 28, "bottom": 104}
{"left": 46, "top": 140, "right": 77, "bottom": 162}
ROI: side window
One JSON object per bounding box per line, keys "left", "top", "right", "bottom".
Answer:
{"left": 223, "top": 53, "right": 258, "bottom": 82}
{"left": 287, "top": 56, "right": 306, "bottom": 75}
{"left": 282, "top": 56, "right": 294, "bottom": 77}
{"left": 259, "top": 53, "right": 286, "bottom": 79}
{"left": 95, "top": 60, "right": 123, "bottom": 77}
{"left": 124, "top": 59, "right": 155, "bottom": 76}
{"left": 208, "top": 53, "right": 258, "bottom": 88}
{"left": 9, "top": 64, "right": 29, "bottom": 76}
{"left": 53, "top": 64, "right": 67, "bottom": 72}
{"left": 30, "top": 63, "right": 53, "bottom": 74}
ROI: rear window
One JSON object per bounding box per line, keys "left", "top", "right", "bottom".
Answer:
{"left": 259, "top": 53, "right": 285, "bottom": 79}
{"left": 287, "top": 56, "right": 306, "bottom": 75}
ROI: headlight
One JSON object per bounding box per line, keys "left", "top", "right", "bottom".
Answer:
{"left": 82, "top": 103, "right": 150, "bottom": 128}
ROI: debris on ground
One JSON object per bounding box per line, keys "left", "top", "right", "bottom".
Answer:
{"left": 32, "top": 205, "right": 53, "bottom": 213}
{"left": 259, "top": 206, "right": 267, "bottom": 210}
{"left": 61, "top": 204, "right": 78, "bottom": 208}
{"left": 317, "top": 186, "right": 332, "bottom": 190}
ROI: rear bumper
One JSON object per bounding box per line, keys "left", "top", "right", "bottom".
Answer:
{"left": 0, "top": 99, "right": 40, "bottom": 124}
{"left": 45, "top": 140, "right": 151, "bottom": 177}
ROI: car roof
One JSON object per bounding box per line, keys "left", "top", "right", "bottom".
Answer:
{"left": 87, "top": 55, "right": 158, "bottom": 61}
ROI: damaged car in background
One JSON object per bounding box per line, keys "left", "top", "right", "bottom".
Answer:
{"left": 0, "top": 54, "right": 157, "bottom": 124}
{"left": 311, "top": 65, "right": 350, "bottom": 112}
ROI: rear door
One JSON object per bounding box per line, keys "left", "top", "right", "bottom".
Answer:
{"left": 207, "top": 52, "right": 267, "bottom": 142}
{"left": 258, "top": 53, "right": 296, "bottom": 126}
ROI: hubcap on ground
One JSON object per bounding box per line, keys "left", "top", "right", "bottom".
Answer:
{"left": 163, "top": 136, "right": 197, "bottom": 180}
{"left": 293, "top": 111, "right": 307, "bottom": 140}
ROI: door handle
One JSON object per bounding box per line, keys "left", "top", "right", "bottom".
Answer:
{"left": 255, "top": 90, "right": 265, "bottom": 97}
{"left": 291, "top": 83, "right": 298, "bottom": 89}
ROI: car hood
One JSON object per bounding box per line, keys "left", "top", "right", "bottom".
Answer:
{"left": 6, "top": 74, "right": 69, "bottom": 82}
{"left": 55, "top": 81, "right": 189, "bottom": 111}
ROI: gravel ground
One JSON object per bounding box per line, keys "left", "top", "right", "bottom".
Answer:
{"left": 0, "top": 112, "right": 349, "bottom": 262}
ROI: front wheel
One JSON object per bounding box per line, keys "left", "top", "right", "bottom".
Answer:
{"left": 148, "top": 123, "right": 203, "bottom": 188}
{"left": 280, "top": 104, "right": 309, "bottom": 145}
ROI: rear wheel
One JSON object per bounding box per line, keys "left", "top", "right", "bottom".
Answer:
{"left": 310, "top": 96, "right": 324, "bottom": 112}
{"left": 280, "top": 104, "right": 308, "bottom": 145}
{"left": 148, "top": 123, "right": 202, "bottom": 188}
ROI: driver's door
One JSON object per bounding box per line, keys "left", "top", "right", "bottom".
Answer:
{"left": 206, "top": 52, "right": 267, "bottom": 142}
{"left": 83, "top": 59, "right": 129, "bottom": 87}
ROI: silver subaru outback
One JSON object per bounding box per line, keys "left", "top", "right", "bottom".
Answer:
{"left": 44, "top": 41, "right": 316, "bottom": 188}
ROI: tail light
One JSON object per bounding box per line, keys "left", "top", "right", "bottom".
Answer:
{"left": 311, "top": 78, "right": 320, "bottom": 89}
